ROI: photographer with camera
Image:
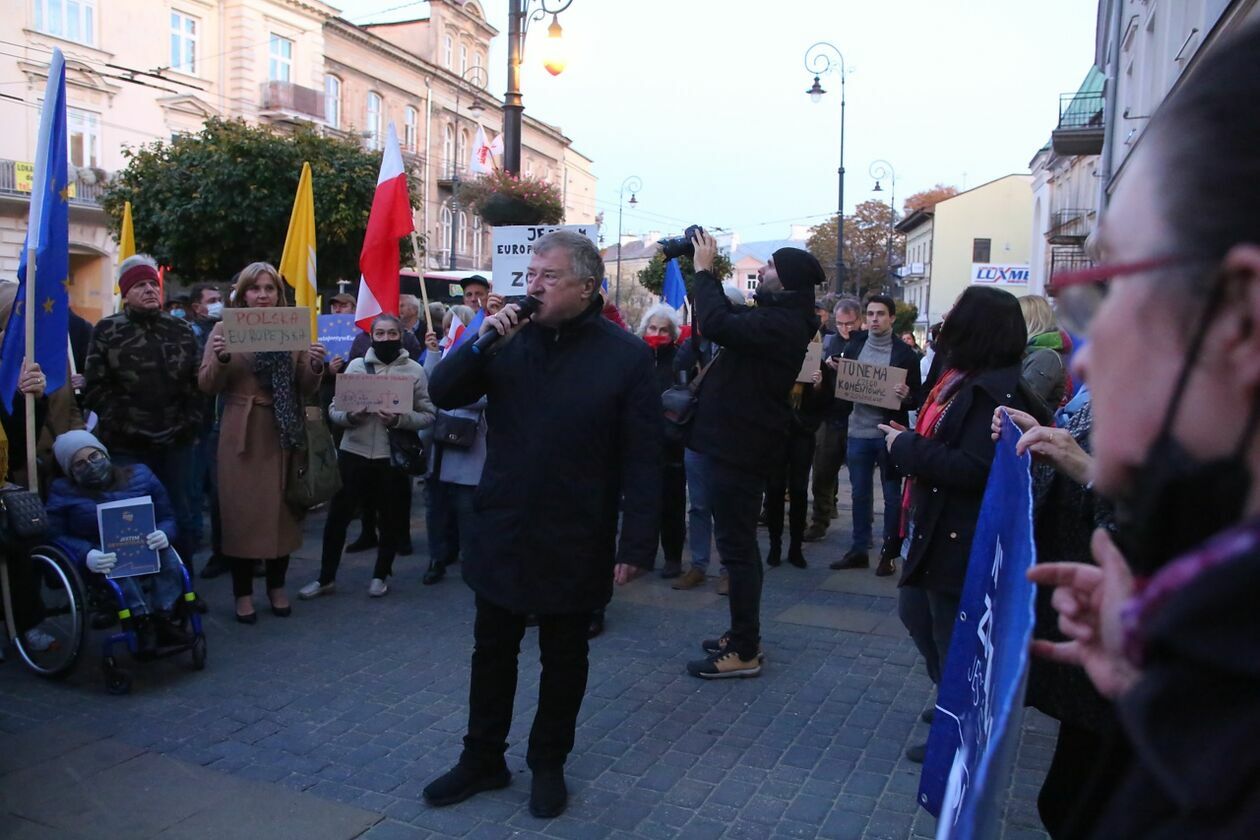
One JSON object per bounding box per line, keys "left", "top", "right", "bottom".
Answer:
{"left": 684, "top": 229, "right": 820, "bottom": 678}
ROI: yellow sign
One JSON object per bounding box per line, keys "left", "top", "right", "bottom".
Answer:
{"left": 14, "top": 161, "right": 76, "bottom": 197}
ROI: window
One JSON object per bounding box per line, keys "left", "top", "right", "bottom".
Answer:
{"left": 68, "top": 108, "right": 100, "bottom": 168}
{"left": 460, "top": 128, "right": 470, "bottom": 170}
{"left": 269, "top": 34, "right": 293, "bottom": 82}
{"left": 170, "top": 11, "right": 198, "bottom": 73}
{"left": 444, "top": 35, "right": 453, "bottom": 68}
{"left": 443, "top": 124, "right": 455, "bottom": 173}
{"left": 324, "top": 75, "right": 341, "bottom": 129}
{"left": 473, "top": 51, "right": 483, "bottom": 72}
{"left": 404, "top": 106, "right": 418, "bottom": 151}
{"left": 473, "top": 215, "right": 483, "bottom": 263}
{"left": 972, "top": 238, "right": 991, "bottom": 263}
{"left": 365, "top": 92, "right": 382, "bottom": 150}
{"left": 460, "top": 45, "right": 468, "bottom": 75}
{"left": 458, "top": 210, "right": 468, "bottom": 255}
{"left": 35, "top": 0, "right": 96, "bottom": 46}
{"left": 745, "top": 272, "right": 757, "bottom": 292}
{"left": 439, "top": 205, "right": 452, "bottom": 254}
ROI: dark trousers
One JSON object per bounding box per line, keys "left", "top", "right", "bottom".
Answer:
{"left": 426, "top": 480, "right": 477, "bottom": 569}
{"left": 230, "top": 555, "right": 289, "bottom": 598}
{"left": 659, "top": 457, "right": 686, "bottom": 568}
{"left": 765, "top": 428, "right": 816, "bottom": 546}
{"left": 115, "top": 445, "right": 198, "bottom": 567}
{"left": 355, "top": 475, "right": 410, "bottom": 546}
{"left": 463, "top": 595, "right": 593, "bottom": 770}
{"left": 203, "top": 427, "right": 223, "bottom": 557}
{"left": 321, "top": 451, "right": 408, "bottom": 583}
{"left": 898, "top": 586, "right": 960, "bottom": 685}
{"left": 705, "top": 453, "right": 765, "bottom": 659}
{"left": 810, "top": 421, "right": 848, "bottom": 526}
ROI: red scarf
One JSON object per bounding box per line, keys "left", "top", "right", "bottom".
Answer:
{"left": 901, "top": 369, "right": 964, "bottom": 536}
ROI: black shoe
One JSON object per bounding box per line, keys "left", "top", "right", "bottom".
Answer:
{"left": 524, "top": 614, "right": 538, "bottom": 628}
{"left": 875, "top": 556, "right": 897, "bottom": 577}
{"left": 921, "top": 706, "right": 935, "bottom": 724}
{"left": 829, "top": 550, "right": 869, "bottom": 571}
{"left": 787, "top": 544, "right": 807, "bottom": 569}
{"left": 423, "top": 761, "right": 511, "bottom": 807}
{"left": 271, "top": 605, "right": 292, "bottom": 618}
{"left": 905, "top": 742, "right": 927, "bottom": 763}
{"left": 529, "top": 766, "right": 568, "bottom": 818}
{"left": 345, "top": 535, "right": 378, "bottom": 553}
{"left": 659, "top": 561, "right": 682, "bottom": 580}
{"left": 587, "top": 610, "right": 604, "bottom": 640}
{"left": 700, "top": 633, "right": 766, "bottom": 662}
{"left": 235, "top": 610, "right": 257, "bottom": 625}
{"left": 422, "top": 563, "right": 446, "bottom": 585}
{"left": 134, "top": 617, "right": 158, "bottom": 657}
{"left": 200, "top": 554, "right": 228, "bottom": 579}
{"left": 154, "top": 615, "right": 191, "bottom": 648}
{"left": 765, "top": 541, "right": 782, "bottom": 568}
{"left": 397, "top": 539, "right": 414, "bottom": 556}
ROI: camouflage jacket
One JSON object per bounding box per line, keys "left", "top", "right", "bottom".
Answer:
{"left": 84, "top": 308, "right": 203, "bottom": 451}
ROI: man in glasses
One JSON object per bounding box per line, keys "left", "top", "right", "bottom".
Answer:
{"left": 805, "top": 297, "right": 864, "bottom": 541}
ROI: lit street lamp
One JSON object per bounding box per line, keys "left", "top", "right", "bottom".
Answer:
{"left": 503, "top": 0, "right": 572, "bottom": 175}
{"left": 804, "top": 41, "right": 848, "bottom": 294}
{"left": 449, "top": 64, "right": 489, "bottom": 270}
{"left": 870, "top": 159, "right": 897, "bottom": 290}
{"left": 615, "top": 175, "right": 641, "bottom": 308}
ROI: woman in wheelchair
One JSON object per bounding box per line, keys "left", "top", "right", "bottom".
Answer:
{"left": 46, "top": 431, "right": 188, "bottom": 655}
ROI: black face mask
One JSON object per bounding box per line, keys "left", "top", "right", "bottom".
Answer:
{"left": 373, "top": 339, "right": 402, "bottom": 364}
{"left": 72, "top": 457, "right": 113, "bottom": 489}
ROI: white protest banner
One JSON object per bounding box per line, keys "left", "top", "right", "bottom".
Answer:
{"left": 222, "top": 307, "right": 311, "bottom": 353}
{"left": 333, "top": 374, "right": 414, "bottom": 413}
{"left": 796, "top": 340, "right": 824, "bottom": 384}
{"left": 834, "top": 359, "right": 907, "bottom": 410}
{"left": 491, "top": 224, "right": 599, "bottom": 296}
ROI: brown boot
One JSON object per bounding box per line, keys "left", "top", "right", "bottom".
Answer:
{"left": 716, "top": 573, "right": 729, "bottom": 596}
{"left": 672, "top": 567, "right": 706, "bottom": 590}
{"left": 802, "top": 522, "right": 828, "bottom": 542}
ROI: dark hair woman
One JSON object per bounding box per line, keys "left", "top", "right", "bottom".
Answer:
{"left": 199, "top": 262, "right": 326, "bottom": 623}
{"left": 877, "top": 284, "right": 1043, "bottom": 761}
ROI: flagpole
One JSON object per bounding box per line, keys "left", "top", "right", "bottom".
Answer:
{"left": 23, "top": 245, "right": 37, "bottom": 493}
{"left": 410, "top": 227, "right": 433, "bottom": 335}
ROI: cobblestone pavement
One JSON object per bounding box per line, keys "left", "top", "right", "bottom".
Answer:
{"left": 0, "top": 477, "right": 1054, "bottom": 839}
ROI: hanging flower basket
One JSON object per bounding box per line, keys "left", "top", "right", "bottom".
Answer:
{"left": 458, "top": 171, "right": 564, "bottom": 226}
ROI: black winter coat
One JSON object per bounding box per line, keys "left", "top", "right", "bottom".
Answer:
{"left": 889, "top": 364, "right": 1033, "bottom": 595}
{"left": 837, "top": 331, "right": 924, "bottom": 427}
{"left": 428, "top": 296, "right": 662, "bottom": 614}
{"left": 687, "top": 271, "right": 818, "bottom": 477}
{"left": 650, "top": 342, "right": 685, "bottom": 467}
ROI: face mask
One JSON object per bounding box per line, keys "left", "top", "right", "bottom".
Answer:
{"left": 72, "top": 456, "right": 113, "bottom": 489}
{"left": 169, "top": 308, "right": 186, "bottom": 319}
{"left": 644, "top": 334, "right": 672, "bottom": 350}
{"left": 373, "top": 339, "right": 402, "bottom": 364}
{"left": 205, "top": 302, "right": 224, "bottom": 321}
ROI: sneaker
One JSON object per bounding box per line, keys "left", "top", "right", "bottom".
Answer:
{"left": 700, "top": 633, "right": 766, "bottom": 662}
{"left": 687, "top": 649, "right": 762, "bottom": 679}
{"left": 905, "top": 742, "right": 928, "bottom": 763}
{"left": 716, "top": 573, "right": 729, "bottom": 596}
{"left": 802, "top": 523, "right": 828, "bottom": 542}
{"left": 22, "top": 627, "right": 58, "bottom": 653}
{"left": 671, "top": 567, "right": 706, "bottom": 591}
{"left": 298, "top": 580, "right": 335, "bottom": 600}
{"left": 829, "top": 550, "right": 869, "bottom": 570}
{"left": 529, "top": 766, "right": 568, "bottom": 818}
{"left": 367, "top": 578, "right": 389, "bottom": 597}
{"left": 423, "top": 760, "right": 511, "bottom": 807}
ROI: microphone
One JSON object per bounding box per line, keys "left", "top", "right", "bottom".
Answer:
{"left": 471, "top": 296, "right": 541, "bottom": 355}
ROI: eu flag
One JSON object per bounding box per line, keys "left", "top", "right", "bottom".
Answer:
{"left": 1, "top": 48, "right": 70, "bottom": 410}
{"left": 663, "top": 258, "right": 687, "bottom": 310}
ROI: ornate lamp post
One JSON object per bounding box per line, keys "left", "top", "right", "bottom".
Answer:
{"left": 615, "top": 175, "right": 641, "bottom": 308}
{"left": 503, "top": 0, "right": 573, "bottom": 175}
{"left": 449, "top": 64, "right": 489, "bottom": 270}
{"left": 804, "top": 41, "right": 848, "bottom": 294}
{"left": 869, "top": 159, "right": 897, "bottom": 290}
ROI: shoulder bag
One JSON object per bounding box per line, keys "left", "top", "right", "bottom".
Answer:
{"left": 661, "top": 352, "right": 719, "bottom": 445}
{"left": 365, "top": 362, "right": 428, "bottom": 475}
{"left": 286, "top": 405, "right": 343, "bottom": 511}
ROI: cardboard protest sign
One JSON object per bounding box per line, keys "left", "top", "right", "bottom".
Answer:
{"left": 796, "top": 340, "right": 824, "bottom": 383}
{"left": 833, "top": 358, "right": 907, "bottom": 409}
{"left": 491, "top": 224, "right": 599, "bottom": 296}
{"left": 334, "top": 374, "right": 414, "bottom": 413}
{"left": 318, "top": 314, "right": 358, "bottom": 360}
{"left": 223, "top": 307, "right": 311, "bottom": 353}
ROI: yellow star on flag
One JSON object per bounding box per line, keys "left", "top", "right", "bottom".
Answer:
{"left": 59, "top": 184, "right": 71, "bottom": 202}
{"left": 42, "top": 297, "right": 55, "bottom": 314}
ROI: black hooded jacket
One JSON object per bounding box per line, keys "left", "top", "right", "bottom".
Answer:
{"left": 687, "top": 269, "right": 818, "bottom": 476}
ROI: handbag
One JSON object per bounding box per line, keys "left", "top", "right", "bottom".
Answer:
{"left": 286, "top": 406, "right": 342, "bottom": 511}
{"left": 661, "top": 352, "right": 719, "bottom": 445}
{"left": 364, "top": 362, "right": 428, "bottom": 475}
{"left": 0, "top": 489, "right": 49, "bottom": 544}
{"left": 433, "top": 411, "right": 479, "bottom": 448}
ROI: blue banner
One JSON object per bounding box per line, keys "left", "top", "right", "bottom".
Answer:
{"left": 919, "top": 412, "right": 1038, "bottom": 839}
{"left": 318, "top": 314, "right": 359, "bottom": 362}
{"left": 663, "top": 258, "right": 687, "bottom": 310}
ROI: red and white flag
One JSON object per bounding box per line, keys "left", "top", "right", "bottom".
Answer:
{"left": 356, "top": 123, "right": 414, "bottom": 331}
{"left": 469, "top": 125, "right": 495, "bottom": 176}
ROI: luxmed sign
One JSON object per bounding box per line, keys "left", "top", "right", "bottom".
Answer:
{"left": 971, "top": 264, "right": 1030, "bottom": 286}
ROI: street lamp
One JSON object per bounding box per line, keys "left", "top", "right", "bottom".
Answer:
{"left": 615, "top": 175, "right": 641, "bottom": 308}
{"left": 503, "top": 0, "right": 573, "bottom": 175}
{"left": 804, "top": 41, "right": 848, "bottom": 294}
{"left": 449, "top": 64, "right": 490, "bottom": 270}
{"left": 869, "top": 159, "right": 897, "bottom": 290}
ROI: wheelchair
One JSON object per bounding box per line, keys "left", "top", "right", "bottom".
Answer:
{"left": 92, "top": 548, "right": 207, "bottom": 695}
{"left": 1, "top": 543, "right": 88, "bottom": 680}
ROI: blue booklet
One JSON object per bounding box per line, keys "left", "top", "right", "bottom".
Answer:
{"left": 97, "top": 496, "right": 160, "bottom": 579}
{"left": 319, "top": 314, "right": 359, "bottom": 361}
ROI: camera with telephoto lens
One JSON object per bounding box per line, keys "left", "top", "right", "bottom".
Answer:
{"left": 658, "top": 225, "right": 706, "bottom": 261}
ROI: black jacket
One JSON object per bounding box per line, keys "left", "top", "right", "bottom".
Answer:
{"left": 889, "top": 364, "right": 1033, "bottom": 595}
{"left": 837, "top": 330, "right": 924, "bottom": 428}
{"left": 687, "top": 271, "right": 818, "bottom": 476}
{"left": 428, "top": 296, "right": 662, "bottom": 614}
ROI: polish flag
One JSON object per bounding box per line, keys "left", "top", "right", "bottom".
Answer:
{"left": 469, "top": 125, "right": 494, "bottom": 175}
{"left": 356, "top": 123, "right": 414, "bottom": 331}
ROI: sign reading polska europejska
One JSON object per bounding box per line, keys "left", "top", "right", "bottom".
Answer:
{"left": 970, "top": 264, "right": 1030, "bottom": 286}
{"left": 491, "top": 225, "right": 599, "bottom": 296}
{"left": 919, "top": 411, "right": 1038, "bottom": 840}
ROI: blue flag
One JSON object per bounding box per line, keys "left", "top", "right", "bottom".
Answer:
{"left": 663, "top": 258, "right": 686, "bottom": 309}
{"left": 1, "top": 48, "right": 70, "bottom": 410}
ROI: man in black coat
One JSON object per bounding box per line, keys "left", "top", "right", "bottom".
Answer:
{"left": 685, "top": 231, "right": 819, "bottom": 679}
{"left": 423, "top": 231, "right": 662, "bottom": 819}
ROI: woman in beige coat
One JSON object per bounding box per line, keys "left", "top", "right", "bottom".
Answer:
{"left": 199, "top": 262, "right": 326, "bottom": 623}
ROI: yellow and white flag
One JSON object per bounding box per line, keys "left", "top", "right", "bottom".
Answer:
{"left": 279, "top": 161, "right": 318, "bottom": 336}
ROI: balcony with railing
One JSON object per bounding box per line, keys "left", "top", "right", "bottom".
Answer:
{"left": 0, "top": 159, "right": 107, "bottom": 207}
{"left": 1048, "top": 246, "right": 1093, "bottom": 294}
{"left": 1046, "top": 208, "right": 1093, "bottom": 245}
{"left": 1052, "top": 90, "right": 1105, "bottom": 156}
{"left": 259, "top": 80, "right": 325, "bottom": 124}
{"left": 897, "top": 261, "right": 928, "bottom": 280}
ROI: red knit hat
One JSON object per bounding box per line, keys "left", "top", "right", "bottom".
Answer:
{"left": 119, "top": 262, "right": 160, "bottom": 298}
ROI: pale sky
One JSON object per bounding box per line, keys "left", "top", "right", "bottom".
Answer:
{"left": 336, "top": 0, "right": 1100, "bottom": 243}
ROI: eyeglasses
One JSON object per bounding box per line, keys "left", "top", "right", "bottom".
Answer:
{"left": 1051, "top": 255, "right": 1193, "bottom": 333}
{"left": 72, "top": 450, "right": 107, "bottom": 469}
